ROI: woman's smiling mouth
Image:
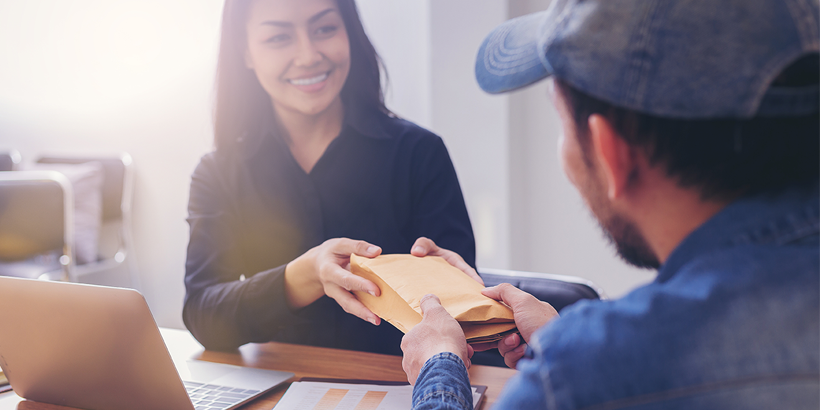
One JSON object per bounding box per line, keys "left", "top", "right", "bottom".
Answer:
{"left": 287, "top": 72, "right": 329, "bottom": 86}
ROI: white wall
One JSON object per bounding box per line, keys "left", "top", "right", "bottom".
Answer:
{"left": 428, "top": 1, "right": 512, "bottom": 269}
{"left": 357, "top": 1, "right": 432, "bottom": 128}
{"left": 0, "top": 0, "right": 653, "bottom": 330}
{"left": 359, "top": 1, "right": 512, "bottom": 269}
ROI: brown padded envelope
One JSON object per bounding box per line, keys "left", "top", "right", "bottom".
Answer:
{"left": 350, "top": 254, "right": 517, "bottom": 343}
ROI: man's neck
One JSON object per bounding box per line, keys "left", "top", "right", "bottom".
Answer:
{"left": 628, "top": 173, "right": 730, "bottom": 265}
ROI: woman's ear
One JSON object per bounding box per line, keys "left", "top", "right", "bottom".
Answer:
{"left": 588, "top": 114, "right": 634, "bottom": 200}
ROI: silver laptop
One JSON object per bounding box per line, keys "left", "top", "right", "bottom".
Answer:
{"left": 0, "top": 277, "right": 293, "bottom": 410}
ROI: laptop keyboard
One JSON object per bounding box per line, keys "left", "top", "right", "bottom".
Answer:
{"left": 184, "top": 381, "right": 261, "bottom": 410}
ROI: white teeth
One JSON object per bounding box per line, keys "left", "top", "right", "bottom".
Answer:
{"left": 288, "top": 73, "right": 328, "bottom": 86}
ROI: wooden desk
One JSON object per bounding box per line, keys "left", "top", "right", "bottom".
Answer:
{"left": 0, "top": 328, "right": 516, "bottom": 410}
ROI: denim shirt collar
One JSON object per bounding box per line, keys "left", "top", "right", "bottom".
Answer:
{"left": 657, "top": 185, "right": 820, "bottom": 283}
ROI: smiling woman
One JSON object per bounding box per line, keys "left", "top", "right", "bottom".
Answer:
{"left": 182, "top": 0, "right": 477, "bottom": 355}
{"left": 244, "top": 0, "right": 352, "bottom": 171}
{"left": 245, "top": 2, "right": 351, "bottom": 121}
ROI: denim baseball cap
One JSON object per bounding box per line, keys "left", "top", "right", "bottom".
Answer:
{"left": 475, "top": 0, "right": 820, "bottom": 118}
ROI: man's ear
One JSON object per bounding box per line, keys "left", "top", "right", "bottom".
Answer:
{"left": 588, "top": 114, "right": 634, "bottom": 200}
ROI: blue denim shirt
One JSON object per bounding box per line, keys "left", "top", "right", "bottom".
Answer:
{"left": 413, "top": 186, "right": 820, "bottom": 410}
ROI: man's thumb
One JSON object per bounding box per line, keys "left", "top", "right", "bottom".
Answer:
{"left": 419, "top": 294, "right": 443, "bottom": 316}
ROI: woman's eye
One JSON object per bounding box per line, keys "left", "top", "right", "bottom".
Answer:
{"left": 265, "top": 33, "right": 290, "bottom": 44}
{"left": 315, "top": 25, "right": 338, "bottom": 37}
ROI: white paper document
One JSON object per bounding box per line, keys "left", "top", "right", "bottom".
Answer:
{"left": 272, "top": 381, "right": 484, "bottom": 410}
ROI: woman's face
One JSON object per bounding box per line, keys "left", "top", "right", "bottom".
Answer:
{"left": 245, "top": 0, "right": 351, "bottom": 118}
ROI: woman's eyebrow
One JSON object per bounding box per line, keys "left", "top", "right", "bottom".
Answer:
{"left": 259, "top": 8, "right": 337, "bottom": 27}
{"left": 308, "top": 8, "right": 337, "bottom": 23}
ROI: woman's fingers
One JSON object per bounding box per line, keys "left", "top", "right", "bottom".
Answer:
{"left": 441, "top": 253, "right": 483, "bottom": 285}
{"left": 410, "top": 237, "right": 437, "bottom": 256}
{"left": 319, "top": 256, "right": 382, "bottom": 325}
{"left": 411, "top": 237, "right": 484, "bottom": 286}
{"left": 286, "top": 237, "right": 385, "bottom": 323}
{"left": 325, "top": 238, "right": 381, "bottom": 264}
{"left": 321, "top": 263, "right": 380, "bottom": 297}
{"left": 343, "top": 239, "right": 382, "bottom": 259}
{"left": 308, "top": 238, "right": 387, "bottom": 325}
{"left": 316, "top": 238, "right": 382, "bottom": 295}
{"left": 326, "top": 286, "right": 381, "bottom": 325}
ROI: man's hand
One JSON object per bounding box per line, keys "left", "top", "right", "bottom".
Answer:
{"left": 401, "top": 294, "right": 473, "bottom": 385}
{"left": 481, "top": 284, "right": 559, "bottom": 368}
{"left": 410, "top": 237, "right": 483, "bottom": 285}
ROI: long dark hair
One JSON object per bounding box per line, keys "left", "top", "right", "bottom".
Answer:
{"left": 213, "top": 0, "right": 391, "bottom": 153}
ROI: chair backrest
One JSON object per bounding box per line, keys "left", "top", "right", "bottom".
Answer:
{"left": 0, "top": 171, "right": 74, "bottom": 280}
{"left": 37, "top": 154, "right": 132, "bottom": 224}
{"left": 480, "top": 268, "right": 606, "bottom": 312}
{"left": 0, "top": 150, "right": 21, "bottom": 172}
{"left": 34, "top": 154, "right": 138, "bottom": 288}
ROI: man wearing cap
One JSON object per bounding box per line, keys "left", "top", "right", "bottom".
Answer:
{"left": 402, "top": 1, "right": 819, "bottom": 409}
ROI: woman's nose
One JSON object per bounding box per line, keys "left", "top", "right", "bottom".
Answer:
{"left": 294, "top": 37, "right": 322, "bottom": 68}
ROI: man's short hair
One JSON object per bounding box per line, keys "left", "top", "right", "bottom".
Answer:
{"left": 555, "top": 55, "right": 820, "bottom": 201}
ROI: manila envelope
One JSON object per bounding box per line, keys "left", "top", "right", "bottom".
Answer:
{"left": 350, "top": 254, "right": 517, "bottom": 343}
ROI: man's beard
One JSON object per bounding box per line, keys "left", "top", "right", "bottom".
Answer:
{"left": 581, "top": 173, "right": 660, "bottom": 269}
{"left": 597, "top": 212, "right": 660, "bottom": 269}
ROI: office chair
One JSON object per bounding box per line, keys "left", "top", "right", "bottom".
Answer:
{"left": 0, "top": 171, "right": 75, "bottom": 281}
{"left": 36, "top": 154, "right": 140, "bottom": 289}
{"left": 471, "top": 268, "right": 606, "bottom": 367}
{"left": 0, "top": 149, "right": 21, "bottom": 171}
{"left": 480, "top": 268, "right": 606, "bottom": 311}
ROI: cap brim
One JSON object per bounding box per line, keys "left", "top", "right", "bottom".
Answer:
{"left": 475, "top": 11, "right": 552, "bottom": 94}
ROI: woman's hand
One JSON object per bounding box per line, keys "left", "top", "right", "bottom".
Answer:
{"left": 285, "top": 238, "right": 383, "bottom": 325}
{"left": 410, "top": 237, "right": 484, "bottom": 285}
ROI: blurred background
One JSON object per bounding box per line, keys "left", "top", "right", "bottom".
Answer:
{"left": 0, "top": 0, "right": 653, "bottom": 329}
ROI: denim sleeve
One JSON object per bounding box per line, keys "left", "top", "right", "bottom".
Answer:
{"left": 412, "top": 353, "right": 473, "bottom": 410}
{"left": 492, "top": 338, "right": 552, "bottom": 410}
